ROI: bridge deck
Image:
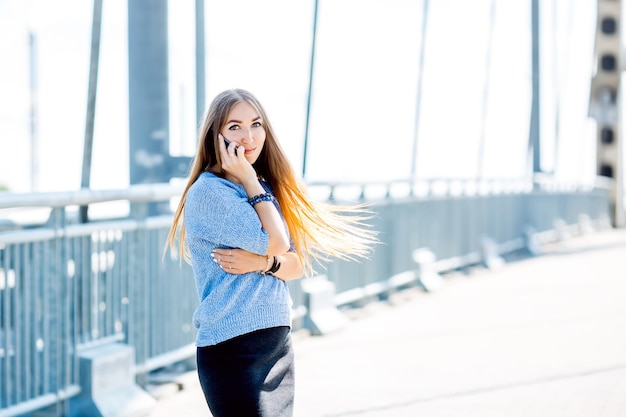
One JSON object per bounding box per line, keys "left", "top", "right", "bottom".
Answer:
{"left": 147, "top": 228, "right": 626, "bottom": 417}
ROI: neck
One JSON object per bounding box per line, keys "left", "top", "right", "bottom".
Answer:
{"left": 225, "top": 174, "right": 241, "bottom": 184}
{"left": 207, "top": 166, "right": 240, "bottom": 184}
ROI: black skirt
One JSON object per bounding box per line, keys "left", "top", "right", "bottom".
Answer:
{"left": 196, "top": 326, "right": 295, "bottom": 417}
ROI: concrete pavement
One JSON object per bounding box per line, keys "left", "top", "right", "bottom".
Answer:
{"left": 147, "top": 228, "right": 626, "bottom": 417}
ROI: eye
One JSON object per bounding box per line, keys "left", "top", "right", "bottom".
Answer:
{"left": 228, "top": 125, "right": 240, "bottom": 131}
{"left": 252, "top": 121, "right": 262, "bottom": 128}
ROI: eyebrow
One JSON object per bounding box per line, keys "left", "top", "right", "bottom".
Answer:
{"left": 226, "top": 116, "right": 262, "bottom": 124}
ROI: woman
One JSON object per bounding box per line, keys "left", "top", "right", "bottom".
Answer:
{"left": 165, "top": 88, "right": 376, "bottom": 416}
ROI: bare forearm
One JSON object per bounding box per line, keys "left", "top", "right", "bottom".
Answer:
{"left": 212, "top": 249, "right": 303, "bottom": 281}
{"left": 242, "top": 179, "right": 289, "bottom": 254}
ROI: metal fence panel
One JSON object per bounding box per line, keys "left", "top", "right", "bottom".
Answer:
{"left": 0, "top": 180, "right": 613, "bottom": 416}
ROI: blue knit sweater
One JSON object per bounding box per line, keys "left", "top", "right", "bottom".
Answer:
{"left": 184, "top": 172, "right": 292, "bottom": 346}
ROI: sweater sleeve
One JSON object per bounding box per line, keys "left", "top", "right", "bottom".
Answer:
{"left": 185, "top": 174, "right": 269, "bottom": 255}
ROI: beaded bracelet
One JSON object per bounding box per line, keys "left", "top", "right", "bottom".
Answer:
{"left": 248, "top": 192, "right": 274, "bottom": 206}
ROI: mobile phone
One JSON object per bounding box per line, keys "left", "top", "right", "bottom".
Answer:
{"left": 223, "top": 137, "right": 237, "bottom": 156}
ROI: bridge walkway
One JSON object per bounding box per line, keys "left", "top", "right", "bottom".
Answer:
{"left": 146, "top": 228, "right": 626, "bottom": 417}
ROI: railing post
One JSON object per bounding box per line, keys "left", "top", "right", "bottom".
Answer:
{"left": 68, "top": 343, "right": 155, "bottom": 417}
{"left": 128, "top": 202, "right": 150, "bottom": 385}
{"left": 47, "top": 207, "right": 72, "bottom": 415}
{"left": 412, "top": 248, "right": 443, "bottom": 292}
{"left": 67, "top": 203, "right": 156, "bottom": 417}
{"left": 301, "top": 275, "right": 347, "bottom": 336}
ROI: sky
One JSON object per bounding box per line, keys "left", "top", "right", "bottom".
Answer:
{"left": 0, "top": 0, "right": 604, "bottom": 193}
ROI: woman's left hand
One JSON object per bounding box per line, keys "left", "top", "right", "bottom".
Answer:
{"left": 212, "top": 248, "right": 266, "bottom": 274}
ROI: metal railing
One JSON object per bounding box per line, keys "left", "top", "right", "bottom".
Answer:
{"left": 0, "top": 177, "right": 612, "bottom": 416}
{"left": 0, "top": 185, "right": 197, "bottom": 416}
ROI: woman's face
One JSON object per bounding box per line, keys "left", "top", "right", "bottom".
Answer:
{"left": 220, "top": 101, "right": 266, "bottom": 165}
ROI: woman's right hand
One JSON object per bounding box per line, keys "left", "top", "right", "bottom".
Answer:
{"left": 218, "top": 134, "right": 257, "bottom": 185}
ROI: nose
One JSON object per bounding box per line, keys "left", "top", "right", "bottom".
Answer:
{"left": 240, "top": 127, "right": 254, "bottom": 144}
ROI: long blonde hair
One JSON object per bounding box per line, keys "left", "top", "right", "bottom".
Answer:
{"left": 165, "top": 88, "right": 377, "bottom": 275}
